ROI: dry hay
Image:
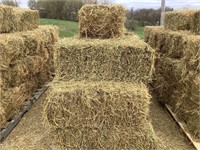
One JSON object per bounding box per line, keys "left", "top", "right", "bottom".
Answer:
{"left": 144, "top": 26, "right": 200, "bottom": 62}
{"left": 152, "top": 57, "right": 200, "bottom": 141}
{"left": 78, "top": 4, "right": 126, "bottom": 39}
{"left": 164, "top": 9, "right": 200, "bottom": 35}
{"left": 0, "top": 5, "right": 39, "bottom": 33}
{"left": 0, "top": 102, "right": 6, "bottom": 127}
{"left": 54, "top": 34, "right": 155, "bottom": 84}
{"left": 0, "top": 25, "right": 59, "bottom": 128}
{"left": 44, "top": 80, "right": 160, "bottom": 149}
{"left": 171, "top": 73, "right": 200, "bottom": 141}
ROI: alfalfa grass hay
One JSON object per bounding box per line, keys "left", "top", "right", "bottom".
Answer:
{"left": 78, "top": 4, "right": 126, "bottom": 39}
{"left": 164, "top": 9, "right": 200, "bottom": 34}
{"left": 44, "top": 80, "right": 159, "bottom": 149}
{"left": 144, "top": 26, "right": 200, "bottom": 61}
{"left": 0, "top": 5, "right": 39, "bottom": 33}
{"left": 54, "top": 34, "right": 155, "bottom": 84}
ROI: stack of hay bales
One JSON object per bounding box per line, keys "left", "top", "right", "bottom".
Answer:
{"left": 44, "top": 4, "right": 160, "bottom": 149}
{"left": 145, "top": 10, "right": 200, "bottom": 141}
{"left": 0, "top": 5, "right": 59, "bottom": 128}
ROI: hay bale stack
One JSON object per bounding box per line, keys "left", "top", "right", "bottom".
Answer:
{"left": 55, "top": 34, "right": 155, "bottom": 84}
{"left": 0, "top": 5, "right": 39, "bottom": 33}
{"left": 164, "top": 10, "right": 200, "bottom": 34}
{"left": 79, "top": 4, "right": 126, "bottom": 39}
{"left": 145, "top": 11, "right": 200, "bottom": 140}
{"left": 0, "top": 26, "right": 59, "bottom": 127}
{"left": 44, "top": 80, "right": 159, "bottom": 149}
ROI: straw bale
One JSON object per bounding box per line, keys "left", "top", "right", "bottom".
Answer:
{"left": 44, "top": 80, "right": 159, "bottom": 149}
{"left": 153, "top": 56, "right": 200, "bottom": 141}
{"left": 0, "top": 5, "right": 39, "bottom": 33}
{"left": 79, "top": 4, "right": 126, "bottom": 39}
{"left": 171, "top": 73, "right": 200, "bottom": 141}
{"left": 144, "top": 26, "right": 200, "bottom": 62}
{"left": 55, "top": 34, "right": 155, "bottom": 84}
{"left": 164, "top": 10, "right": 200, "bottom": 34}
{"left": 0, "top": 81, "right": 37, "bottom": 128}
{"left": 0, "top": 26, "right": 59, "bottom": 128}
{"left": 0, "top": 26, "right": 59, "bottom": 88}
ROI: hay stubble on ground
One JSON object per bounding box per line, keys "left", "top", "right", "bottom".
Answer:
{"left": 0, "top": 90, "right": 195, "bottom": 150}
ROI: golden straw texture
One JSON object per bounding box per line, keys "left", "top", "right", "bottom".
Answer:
{"left": 79, "top": 4, "right": 126, "bottom": 39}
{"left": 0, "top": 5, "right": 39, "bottom": 33}
{"left": 164, "top": 10, "right": 200, "bottom": 35}
{"left": 54, "top": 33, "right": 155, "bottom": 84}
{"left": 44, "top": 80, "right": 159, "bottom": 149}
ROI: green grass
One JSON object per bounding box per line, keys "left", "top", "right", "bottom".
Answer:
{"left": 40, "top": 18, "right": 144, "bottom": 39}
{"left": 134, "top": 26, "right": 144, "bottom": 39}
{"left": 40, "top": 18, "right": 78, "bottom": 38}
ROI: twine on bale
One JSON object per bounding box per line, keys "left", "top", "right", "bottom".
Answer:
{"left": 78, "top": 4, "right": 126, "bottom": 39}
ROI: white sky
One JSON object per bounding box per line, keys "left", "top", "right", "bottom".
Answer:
{"left": 19, "top": 0, "right": 200, "bottom": 9}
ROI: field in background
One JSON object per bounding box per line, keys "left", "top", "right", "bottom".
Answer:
{"left": 40, "top": 18, "right": 144, "bottom": 39}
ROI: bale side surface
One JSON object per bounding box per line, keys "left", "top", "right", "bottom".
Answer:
{"left": 152, "top": 56, "right": 200, "bottom": 141}
{"left": 0, "top": 5, "right": 39, "bottom": 33}
{"left": 79, "top": 4, "right": 126, "bottom": 39}
{"left": 144, "top": 26, "right": 200, "bottom": 65}
{"left": 0, "top": 81, "right": 37, "bottom": 128}
{"left": 0, "top": 26, "right": 59, "bottom": 128}
{"left": 44, "top": 80, "right": 159, "bottom": 149}
{"left": 0, "top": 25, "right": 59, "bottom": 88}
{"left": 55, "top": 34, "right": 155, "bottom": 84}
{"left": 171, "top": 73, "right": 200, "bottom": 141}
{"left": 164, "top": 10, "right": 200, "bottom": 34}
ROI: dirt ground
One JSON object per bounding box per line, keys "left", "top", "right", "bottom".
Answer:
{"left": 0, "top": 90, "right": 196, "bottom": 150}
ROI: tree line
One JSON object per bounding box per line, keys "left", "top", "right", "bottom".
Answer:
{"left": 1, "top": 0, "right": 173, "bottom": 30}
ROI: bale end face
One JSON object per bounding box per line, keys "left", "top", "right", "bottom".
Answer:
{"left": 44, "top": 80, "right": 159, "bottom": 149}
{"left": 78, "top": 4, "right": 126, "bottom": 39}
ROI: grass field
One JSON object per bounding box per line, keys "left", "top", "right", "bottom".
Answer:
{"left": 40, "top": 18, "right": 144, "bottom": 39}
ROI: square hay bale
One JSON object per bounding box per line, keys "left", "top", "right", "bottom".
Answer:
{"left": 152, "top": 56, "right": 200, "bottom": 141}
{"left": 44, "top": 80, "right": 159, "bottom": 149}
{"left": 0, "top": 5, "right": 39, "bottom": 33}
{"left": 164, "top": 10, "right": 200, "bottom": 34}
{"left": 0, "top": 26, "right": 58, "bottom": 128}
{"left": 79, "top": 4, "right": 126, "bottom": 39}
{"left": 55, "top": 34, "right": 155, "bottom": 84}
{"left": 171, "top": 73, "right": 200, "bottom": 141}
{"left": 144, "top": 26, "right": 200, "bottom": 63}
{"left": 0, "top": 25, "right": 59, "bottom": 88}
{"left": 0, "top": 81, "right": 37, "bottom": 128}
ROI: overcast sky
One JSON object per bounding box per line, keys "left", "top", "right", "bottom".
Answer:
{"left": 20, "top": 0, "right": 200, "bottom": 9}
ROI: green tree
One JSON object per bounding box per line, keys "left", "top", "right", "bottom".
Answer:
{"left": 1, "top": 0, "right": 19, "bottom": 7}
